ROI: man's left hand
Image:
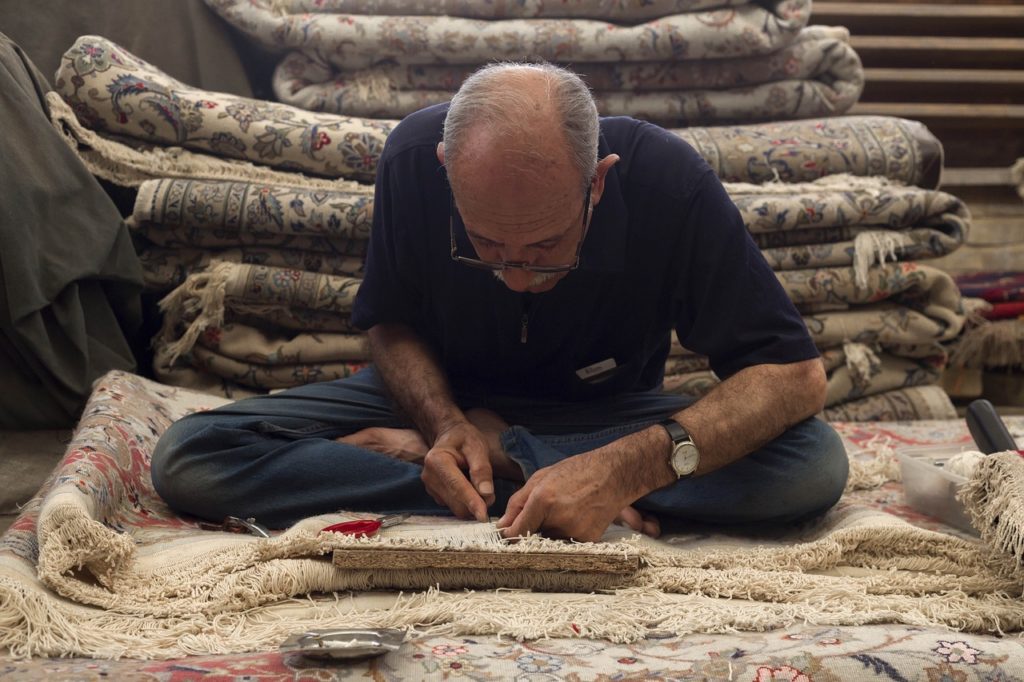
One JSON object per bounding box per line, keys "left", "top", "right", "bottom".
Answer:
{"left": 496, "top": 453, "right": 627, "bottom": 542}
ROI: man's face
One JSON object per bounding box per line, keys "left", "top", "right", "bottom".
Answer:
{"left": 452, "top": 181, "right": 591, "bottom": 294}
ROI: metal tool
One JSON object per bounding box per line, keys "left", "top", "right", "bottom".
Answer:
{"left": 321, "top": 513, "right": 409, "bottom": 537}
{"left": 280, "top": 628, "right": 405, "bottom": 660}
{"left": 199, "top": 516, "right": 271, "bottom": 538}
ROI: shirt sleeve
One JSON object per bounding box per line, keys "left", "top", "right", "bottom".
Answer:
{"left": 673, "top": 171, "right": 819, "bottom": 379}
{"left": 350, "top": 150, "right": 425, "bottom": 332}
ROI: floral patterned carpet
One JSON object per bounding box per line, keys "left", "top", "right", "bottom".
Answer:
{"left": 2, "top": 388, "right": 1023, "bottom": 680}
{"left": 3, "top": 626, "right": 1023, "bottom": 681}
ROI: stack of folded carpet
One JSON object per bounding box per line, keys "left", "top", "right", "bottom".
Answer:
{"left": 663, "top": 177, "right": 971, "bottom": 420}
{"left": 204, "top": 0, "right": 863, "bottom": 126}
{"left": 51, "top": 35, "right": 966, "bottom": 419}
{"left": 131, "top": 179, "right": 375, "bottom": 392}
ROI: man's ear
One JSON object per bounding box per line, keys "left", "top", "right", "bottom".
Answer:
{"left": 590, "top": 154, "right": 620, "bottom": 206}
{"left": 436, "top": 142, "right": 445, "bottom": 165}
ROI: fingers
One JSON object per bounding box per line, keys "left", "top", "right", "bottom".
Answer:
{"left": 640, "top": 512, "right": 661, "bottom": 539}
{"left": 464, "top": 439, "right": 495, "bottom": 505}
{"left": 496, "top": 485, "right": 528, "bottom": 532}
{"left": 616, "top": 505, "right": 661, "bottom": 538}
{"left": 432, "top": 424, "right": 496, "bottom": 508}
{"left": 422, "top": 448, "right": 488, "bottom": 522}
{"left": 498, "top": 493, "right": 546, "bottom": 539}
{"left": 615, "top": 506, "right": 645, "bottom": 534}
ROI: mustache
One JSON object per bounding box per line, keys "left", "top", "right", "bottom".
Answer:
{"left": 492, "top": 269, "right": 561, "bottom": 288}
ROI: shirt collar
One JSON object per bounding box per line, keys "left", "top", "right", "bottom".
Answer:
{"left": 577, "top": 130, "right": 628, "bottom": 273}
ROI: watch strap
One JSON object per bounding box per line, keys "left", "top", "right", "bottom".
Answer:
{"left": 659, "top": 418, "right": 690, "bottom": 445}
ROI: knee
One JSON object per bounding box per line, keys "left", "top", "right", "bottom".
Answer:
{"left": 791, "top": 417, "right": 849, "bottom": 516}
{"left": 150, "top": 414, "right": 223, "bottom": 516}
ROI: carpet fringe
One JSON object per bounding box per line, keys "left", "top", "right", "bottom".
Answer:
{"left": 949, "top": 319, "right": 1024, "bottom": 369}
{"left": 961, "top": 451, "right": 1024, "bottom": 575}
{"left": 157, "top": 261, "right": 232, "bottom": 364}
{"left": 852, "top": 231, "right": 902, "bottom": 288}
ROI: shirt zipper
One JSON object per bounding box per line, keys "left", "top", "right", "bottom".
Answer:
{"left": 520, "top": 294, "right": 532, "bottom": 344}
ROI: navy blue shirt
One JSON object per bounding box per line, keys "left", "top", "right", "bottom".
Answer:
{"left": 352, "top": 104, "right": 818, "bottom": 402}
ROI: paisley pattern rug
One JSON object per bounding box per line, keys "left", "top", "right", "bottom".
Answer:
{"left": 208, "top": 0, "right": 865, "bottom": 127}
{"left": 52, "top": 36, "right": 938, "bottom": 187}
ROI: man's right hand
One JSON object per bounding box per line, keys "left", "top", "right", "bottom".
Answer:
{"left": 421, "top": 421, "right": 495, "bottom": 522}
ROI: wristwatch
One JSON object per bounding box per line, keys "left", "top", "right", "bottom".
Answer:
{"left": 659, "top": 418, "right": 700, "bottom": 478}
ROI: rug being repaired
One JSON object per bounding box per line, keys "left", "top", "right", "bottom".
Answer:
{"left": 2, "top": 371, "right": 1024, "bottom": 660}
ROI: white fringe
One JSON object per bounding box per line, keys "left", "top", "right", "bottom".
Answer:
{"left": 156, "top": 261, "right": 234, "bottom": 364}
{"left": 961, "top": 451, "right": 1024, "bottom": 576}
{"left": 842, "top": 340, "right": 881, "bottom": 390}
{"left": 852, "top": 231, "right": 902, "bottom": 288}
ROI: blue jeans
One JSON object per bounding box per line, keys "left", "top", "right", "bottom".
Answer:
{"left": 151, "top": 366, "right": 849, "bottom": 528}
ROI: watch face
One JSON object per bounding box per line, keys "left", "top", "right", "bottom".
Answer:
{"left": 671, "top": 443, "right": 700, "bottom": 477}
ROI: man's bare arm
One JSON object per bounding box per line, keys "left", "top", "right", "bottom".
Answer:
{"left": 666, "top": 356, "right": 828, "bottom": 479}
{"left": 367, "top": 322, "right": 494, "bottom": 520}
{"left": 498, "top": 358, "right": 828, "bottom": 540}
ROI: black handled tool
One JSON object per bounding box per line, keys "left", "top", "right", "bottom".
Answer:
{"left": 966, "top": 399, "right": 1019, "bottom": 454}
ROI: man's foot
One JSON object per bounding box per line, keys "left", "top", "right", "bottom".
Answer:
{"left": 465, "top": 408, "right": 525, "bottom": 482}
{"left": 337, "top": 427, "right": 429, "bottom": 463}
{"left": 615, "top": 505, "right": 661, "bottom": 538}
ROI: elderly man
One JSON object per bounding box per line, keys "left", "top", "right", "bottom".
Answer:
{"left": 152, "top": 63, "right": 848, "bottom": 541}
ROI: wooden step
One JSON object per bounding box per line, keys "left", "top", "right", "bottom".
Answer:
{"left": 938, "top": 129, "right": 1024, "bottom": 170}
{"left": 850, "top": 36, "right": 1024, "bottom": 69}
{"left": 931, "top": 241, "right": 1024, "bottom": 274}
{"left": 870, "top": 0, "right": 1024, "bottom": 5}
{"left": 861, "top": 69, "right": 1024, "bottom": 104}
{"left": 848, "top": 102, "right": 1024, "bottom": 125}
{"left": 812, "top": 3, "right": 1024, "bottom": 37}
{"left": 941, "top": 167, "right": 1016, "bottom": 188}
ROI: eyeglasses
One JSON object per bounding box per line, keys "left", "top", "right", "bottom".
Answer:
{"left": 449, "top": 185, "right": 592, "bottom": 273}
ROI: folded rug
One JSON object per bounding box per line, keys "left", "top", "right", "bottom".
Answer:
{"left": 54, "top": 37, "right": 395, "bottom": 182}
{"left": 730, "top": 176, "right": 968, "bottom": 282}
{"left": 52, "top": 36, "right": 936, "bottom": 186}
{"left": 267, "top": 20, "right": 862, "bottom": 125}
{"left": 208, "top": 0, "right": 810, "bottom": 70}
{"left": 157, "top": 320, "right": 369, "bottom": 390}
{"left": 821, "top": 385, "right": 957, "bottom": 421}
{"left": 138, "top": 245, "right": 366, "bottom": 291}
{"left": 158, "top": 260, "right": 363, "bottom": 359}
{"left": 2, "top": 371, "right": 1022, "bottom": 659}
{"left": 129, "top": 177, "right": 373, "bottom": 289}
{"left": 664, "top": 342, "right": 945, "bottom": 408}
{"left": 780, "top": 261, "right": 966, "bottom": 344}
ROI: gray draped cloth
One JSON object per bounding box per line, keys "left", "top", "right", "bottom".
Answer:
{"left": 0, "top": 34, "right": 143, "bottom": 428}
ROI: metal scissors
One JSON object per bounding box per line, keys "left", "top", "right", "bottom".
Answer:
{"left": 199, "top": 515, "right": 272, "bottom": 538}
{"left": 321, "top": 513, "right": 409, "bottom": 537}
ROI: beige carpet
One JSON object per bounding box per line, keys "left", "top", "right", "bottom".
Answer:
{"left": 3, "top": 371, "right": 1024, "bottom": 660}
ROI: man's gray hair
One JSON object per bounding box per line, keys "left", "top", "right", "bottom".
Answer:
{"left": 443, "top": 62, "right": 599, "bottom": 188}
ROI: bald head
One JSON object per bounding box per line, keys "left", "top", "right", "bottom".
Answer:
{"left": 441, "top": 63, "right": 599, "bottom": 194}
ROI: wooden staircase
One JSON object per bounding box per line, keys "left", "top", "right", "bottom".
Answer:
{"left": 811, "top": 1, "right": 1024, "bottom": 273}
